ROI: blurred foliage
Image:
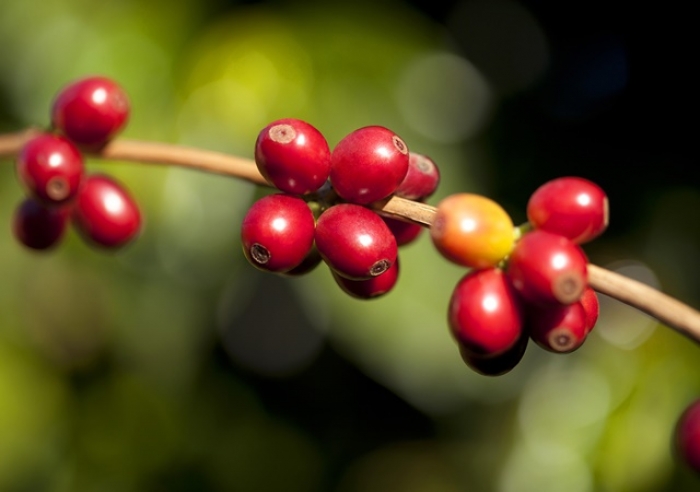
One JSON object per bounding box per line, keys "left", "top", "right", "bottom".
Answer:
{"left": 1, "top": 0, "right": 699, "bottom": 491}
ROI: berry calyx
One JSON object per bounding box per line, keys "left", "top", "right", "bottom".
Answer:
{"left": 240, "top": 193, "right": 316, "bottom": 273}
{"left": 71, "top": 174, "right": 141, "bottom": 248}
{"left": 507, "top": 230, "right": 589, "bottom": 305}
{"left": 331, "top": 257, "right": 400, "bottom": 299}
{"left": 527, "top": 302, "right": 588, "bottom": 353}
{"left": 51, "top": 76, "right": 130, "bottom": 148}
{"left": 16, "top": 133, "right": 84, "bottom": 204}
{"left": 12, "top": 197, "right": 69, "bottom": 250}
{"left": 448, "top": 268, "right": 524, "bottom": 356}
{"left": 315, "top": 203, "right": 397, "bottom": 280}
{"left": 431, "top": 193, "right": 515, "bottom": 269}
{"left": 527, "top": 176, "right": 608, "bottom": 244}
{"left": 394, "top": 152, "right": 440, "bottom": 201}
{"left": 329, "top": 126, "right": 409, "bottom": 205}
{"left": 676, "top": 399, "right": 700, "bottom": 473}
{"left": 255, "top": 118, "right": 331, "bottom": 195}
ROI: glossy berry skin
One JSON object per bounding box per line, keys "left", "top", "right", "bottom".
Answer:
{"left": 315, "top": 204, "right": 397, "bottom": 280}
{"left": 507, "top": 230, "right": 588, "bottom": 306}
{"left": 579, "top": 287, "right": 600, "bottom": 333}
{"left": 12, "top": 197, "right": 69, "bottom": 250}
{"left": 394, "top": 152, "right": 440, "bottom": 200}
{"left": 255, "top": 118, "right": 331, "bottom": 195}
{"left": 16, "top": 133, "right": 84, "bottom": 204}
{"left": 51, "top": 76, "right": 130, "bottom": 148}
{"left": 331, "top": 257, "right": 400, "bottom": 299}
{"left": 431, "top": 193, "right": 515, "bottom": 269}
{"left": 329, "top": 126, "right": 409, "bottom": 205}
{"left": 527, "top": 302, "right": 588, "bottom": 353}
{"left": 459, "top": 332, "right": 528, "bottom": 376}
{"left": 72, "top": 174, "right": 141, "bottom": 248}
{"left": 383, "top": 216, "right": 424, "bottom": 246}
{"left": 676, "top": 399, "right": 700, "bottom": 473}
{"left": 449, "top": 268, "right": 524, "bottom": 357}
{"left": 527, "top": 176, "right": 608, "bottom": 244}
{"left": 241, "top": 193, "right": 316, "bottom": 273}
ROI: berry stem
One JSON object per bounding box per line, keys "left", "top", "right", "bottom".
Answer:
{"left": 1, "top": 128, "right": 699, "bottom": 344}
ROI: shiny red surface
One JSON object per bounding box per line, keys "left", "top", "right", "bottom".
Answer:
{"left": 331, "top": 257, "right": 400, "bottom": 299}
{"left": 394, "top": 152, "right": 440, "bottom": 201}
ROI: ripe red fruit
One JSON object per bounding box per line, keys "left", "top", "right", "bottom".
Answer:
{"left": 329, "top": 126, "right": 409, "bottom": 204}
{"left": 72, "top": 174, "right": 141, "bottom": 248}
{"left": 458, "top": 332, "right": 528, "bottom": 376}
{"left": 527, "top": 302, "right": 588, "bottom": 353}
{"left": 16, "top": 133, "right": 84, "bottom": 204}
{"left": 382, "top": 216, "right": 424, "bottom": 246}
{"left": 315, "top": 204, "right": 397, "bottom": 280}
{"left": 12, "top": 197, "right": 69, "bottom": 250}
{"left": 675, "top": 399, "right": 700, "bottom": 473}
{"left": 51, "top": 76, "right": 130, "bottom": 148}
{"left": 527, "top": 176, "right": 608, "bottom": 244}
{"left": 331, "top": 257, "right": 400, "bottom": 299}
{"left": 507, "top": 230, "right": 589, "bottom": 306}
{"left": 394, "top": 152, "right": 440, "bottom": 201}
{"left": 448, "top": 268, "right": 524, "bottom": 356}
{"left": 240, "top": 193, "right": 316, "bottom": 273}
{"left": 255, "top": 118, "right": 331, "bottom": 195}
{"left": 579, "top": 287, "right": 600, "bottom": 333}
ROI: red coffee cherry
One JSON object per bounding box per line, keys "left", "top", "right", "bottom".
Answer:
{"left": 676, "top": 399, "right": 700, "bottom": 473}
{"left": 458, "top": 332, "right": 528, "bottom": 376}
{"left": 329, "top": 126, "right": 409, "bottom": 205}
{"left": 241, "top": 193, "right": 316, "bottom": 273}
{"left": 16, "top": 133, "right": 84, "bottom": 204}
{"left": 12, "top": 197, "right": 69, "bottom": 250}
{"left": 331, "top": 257, "right": 400, "bottom": 299}
{"left": 72, "top": 174, "right": 141, "bottom": 248}
{"left": 527, "top": 302, "right": 588, "bottom": 353}
{"left": 507, "top": 230, "right": 589, "bottom": 306}
{"left": 448, "top": 268, "right": 524, "bottom": 357}
{"left": 282, "top": 246, "right": 323, "bottom": 276}
{"left": 315, "top": 203, "right": 397, "bottom": 280}
{"left": 51, "top": 76, "right": 130, "bottom": 148}
{"left": 527, "top": 176, "right": 608, "bottom": 244}
{"left": 579, "top": 287, "right": 600, "bottom": 334}
{"left": 255, "top": 118, "right": 331, "bottom": 195}
{"left": 394, "top": 152, "right": 440, "bottom": 201}
{"left": 382, "top": 216, "right": 424, "bottom": 246}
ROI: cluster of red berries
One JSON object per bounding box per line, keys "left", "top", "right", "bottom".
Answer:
{"left": 241, "top": 118, "right": 439, "bottom": 298}
{"left": 430, "top": 177, "right": 608, "bottom": 375}
{"left": 13, "top": 76, "right": 141, "bottom": 251}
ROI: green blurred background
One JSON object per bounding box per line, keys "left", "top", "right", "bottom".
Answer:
{"left": 1, "top": 0, "right": 699, "bottom": 490}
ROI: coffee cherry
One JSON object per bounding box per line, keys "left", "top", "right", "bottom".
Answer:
{"left": 676, "top": 399, "right": 700, "bottom": 473}
{"left": 527, "top": 176, "right": 608, "bottom": 244}
{"left": 16, "top": 133, "right": 84, "bottom": 204}
{"left": 448, "top": 268, "right": 524, "bottom": 356}
{"left": 72, "top": 174, "right": 141, "bottom": 248}
{"left": 315, "top": 203, "right": 397, "bottom": 280}
{"left": 329, "top": 126, "right": 409, "bottom": 205}
{"left": 458, "top": 332, "right": 528, "bottom": 376}
{"left": 255, "top": 118, "right": 331, "bottom": 195}
{"left": 527, "top": 302, "right": 588, "bottom": 353}
{"left": 507, "top": 230, "right": 588, "bottom": 306}
{"left": 331, "top": 257, "right": 400, "bottom": 299}
{"left": 282, "top": 246, "right": 323, "bottom": 276}
{"left": 241, "top": 193, "right": 316, "bottom": 273}
{"left": 51, "top": 76, "right": 130, "bottom": 148}
{"left": 431, "top": 193, "right": 515, "bottom": 269}
{"left": 12, "top": 197, "right": 69, "bottom": 250}
{"left": 394, "top": 152, "right": 440, "bottom": 201}
{"left": 579, "top": 287, "right": 600, "bottom": 333}
{"left": 382, "top": 216, "right": 424, "bottom": 246}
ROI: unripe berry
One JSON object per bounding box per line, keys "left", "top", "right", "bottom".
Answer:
{"left": 16, "top": 133, "right": 84, "bottom": 204}
{"left": 329, "top": 126, "right": 409, "bottom": 204}
{"left": 315, "top": 204, "right": 397, "bottom": 280}
{"left": 241, "top": 193, "right": 316, "bottom": 273}
{"left": 527, "top": 176, "right": 608, "bottom": 244}
{"left": 431, "top": 193, "right": 515, "bottom": 269}
{"left": 394, "top": 152, "right": 440, "bottom": 201}
{"left": 507, "top": 230, "right": 588, "bottom": 306}
{"left": 458, "top": 332, "right": 528, "bottom": 376}
{"left": 255, "top": 118, "right": 331, "bottom": 195}
{"left": 676, "top": 399, "right": 700, "bottom": 473}
{"left": 527, "top": 302, "right": 588, "bottom": 353}
{"left": 12, "top": 197, "right": 69, "bottom": 250}
{"left": 331, "top": 257, "right": 400, "bottom": 299}
{"left": 449, "top": 268, "right": 524, "bottom": 356}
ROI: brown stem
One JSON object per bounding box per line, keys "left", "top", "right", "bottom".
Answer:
{"left": 2, "top": 129, "right": 700, "bottom": 344}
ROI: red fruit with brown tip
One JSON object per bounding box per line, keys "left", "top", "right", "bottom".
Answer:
{"left": 676, "top": 399, "right": 700, "bottom": 473}
{"left": 459, "top": 332, "right": 528, "bottom": 376}
{"left": 331, "top": 257, "right": 400, "bottom": 299}
{"left": 449, "top": 268, "right": 524, "bottom": 357}
{"left": 507, "top": 230, "right": 589, "bottom": 306}
{"left": 315, "top": 204, "right": 397, "bottom": 280}
{"left": 16, "top": 133, "right": 84, "bottom": 205}
{"left": 395, "top": 152, "right": 441, "bottom": 201}
{"left": 255, "top": 118, "right": 331, "bottom": 195}
{"left": 12, "top": 197, "right": 69, "bottom": 250}
{"left": 72, "top": 174, "right": 141, "bottom": 248}
{"left": 527, "top": 302, "right": 588, "bottom": 353}
{"left": 527, "top": 176, "right": 608, "bottom": 244}
{"left": 51, "top": 76, "right": 130, "bottom": 148}
{"left": 241, "top": 193, "right": 316, "bottom": 273}
{"left": 330, "top": 126, "right": 409, "bottom": 205}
